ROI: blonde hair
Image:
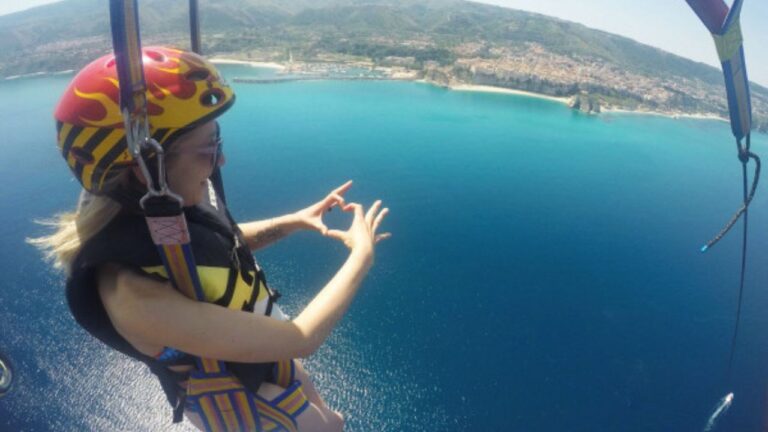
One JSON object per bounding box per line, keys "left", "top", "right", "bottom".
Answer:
{"left": 28, "top": 182, "right": 126, "bottom": 275}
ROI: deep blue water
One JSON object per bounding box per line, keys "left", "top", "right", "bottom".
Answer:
{"left": 2, "top": 64, "right": 768, "bottom": 431}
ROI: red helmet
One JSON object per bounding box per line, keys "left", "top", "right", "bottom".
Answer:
{"left": 54, "top": 46, "right": 235, "bottom": 194}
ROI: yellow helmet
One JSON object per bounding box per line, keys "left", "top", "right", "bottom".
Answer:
{"left": 54, "top": 46, "right": 235, "bottom": 194}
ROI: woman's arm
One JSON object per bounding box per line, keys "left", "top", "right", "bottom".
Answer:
{"left": 99, "top": 199, "right": 388, "bottom": 364}
{"left": 238, "top": 181, "right": 352, "bottom": 251}
{"left": 238, "top": 214, "right": 304, "bottom": 251}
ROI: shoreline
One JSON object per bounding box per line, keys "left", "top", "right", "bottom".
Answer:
{"left": 447, "top": 83, "right": 726, "bottom": 122}
{"left": 4, "top": 69, "right": 74, "bottom": 80}
{"left": 448, "top": 83, "right": 727, "bottom": 122}
{"left": 209, "top": 58, "right": 286, "bottom": 70}
{"left": 448, "top": 83, "right": 571, "bottom": 105}
{"left": 601, "top": 107, "right": 727, "bottom": 122}
{"left": 9, "top": 56, "right": 725, "bottom": 125}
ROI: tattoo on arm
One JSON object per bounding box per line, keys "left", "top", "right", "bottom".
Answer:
{"left": 249, "top": 225, "right": 288, "bottom": 250}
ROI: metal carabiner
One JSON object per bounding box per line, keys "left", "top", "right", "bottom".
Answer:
{"left": 121, "top": 107, "right": 184, "bottom": 209}
{"left": 138, "top": 136, "right": 184, "bottom": 210}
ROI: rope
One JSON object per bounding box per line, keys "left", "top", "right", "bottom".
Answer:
{"left": 726, "top": 158, "right": 748, "bottom": 382}
{"left": 701, "top": 138, "right": 760, "bottom": 252}
{"left": 700, "top": 135, "right": 758, "bottom": 384}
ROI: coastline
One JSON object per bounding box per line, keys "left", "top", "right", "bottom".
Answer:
{"left": 448, "top": 83, "right": 726, "bottom": 122}
{"left": 448, "top": 83, "right": 570, "bottom": 105}
{"left": 209, "top": 58, "right": 286, "bottom": 70}
{"left": 4, "top": 69, "right": 73, "bottom": 80}
{"left": 204, "top": 59, "right": 731, "bottom": 124}
{"left": 601, "top": 107, "right": 727, "bottom": 122}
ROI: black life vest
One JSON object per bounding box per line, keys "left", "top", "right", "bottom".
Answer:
{"left": 66, "top": 176, "right": 279, "bottom": 422}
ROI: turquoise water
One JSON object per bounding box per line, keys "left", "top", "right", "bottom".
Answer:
{"left": 2, "top": 65, "right": 768, "bottom": 431}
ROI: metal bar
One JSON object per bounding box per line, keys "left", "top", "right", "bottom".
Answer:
{"left": 189, "top": 0, "right": 201, "bottom": 54}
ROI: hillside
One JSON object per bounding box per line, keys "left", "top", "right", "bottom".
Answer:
{"left": 1, "top": 0, "right": 766, "bottom": 131}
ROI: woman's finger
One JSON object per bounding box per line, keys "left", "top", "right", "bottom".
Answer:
{"left": 375, "top": 233, "right": 392, "bottom": 243}
{"left": 372, "top": 207, "right": 389, "bottom": 233}
{"left": 365, "top": 200, "right": 382, "bottom": 226}
{"left": 322, "top": 192, "right": 344, "bottom": 208}
{"left": 325, "top": 229, "right": 346, "bottom": 241}
{"left": 352, "top": 203, "right": 365, "bottom": 220}
{"left": 333, "top": 180, "right": 353, "bottom": 196}
{"left": 323, "top": 193, "right": 345, "bottom": 212}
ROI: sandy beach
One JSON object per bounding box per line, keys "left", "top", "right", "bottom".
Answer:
{"left": 452, "top": 83, "right": 727, "bottom": 122}
{"left": 447, "top": 83, "right": 729, "bottom": 122}
{"left": 209, "top": 58, "right": 286, "bottom": 70}
{"left": 449, "top": 83, "right": 570, "bottom": 105}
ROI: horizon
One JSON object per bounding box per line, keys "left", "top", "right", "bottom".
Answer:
{"left": 1, "top": 0, "right": 766, "bottom": 87}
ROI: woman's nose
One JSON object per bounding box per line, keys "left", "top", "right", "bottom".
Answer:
{"left": 216, "top": 152, "right": 226, "bottom": 167}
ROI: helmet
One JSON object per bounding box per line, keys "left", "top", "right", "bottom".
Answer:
{"left": 54, "top": 46, "right": 235, "bottom": 194}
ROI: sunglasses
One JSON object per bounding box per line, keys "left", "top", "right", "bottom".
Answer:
{"left": 166, "top": 133, "right": 223, "bottom": 167}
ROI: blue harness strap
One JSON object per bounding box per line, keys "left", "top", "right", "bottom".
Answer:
{"left": 714, "top": 0, "right": 751, "bottom": 140}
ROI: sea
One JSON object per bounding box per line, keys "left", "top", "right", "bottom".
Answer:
{"left": 1, "top": 63, "right": 768, "bottom": 431}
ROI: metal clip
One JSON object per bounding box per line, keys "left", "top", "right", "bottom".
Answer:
{"left": 121, "top": 106, "right": 184, "bottom": 210}
{"left": 137, "top": 136, "right": 184, "bottom": 210}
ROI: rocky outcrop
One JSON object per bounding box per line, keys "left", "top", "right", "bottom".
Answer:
{"left": 423, "top": 65, "right": 452, "bottom": 87}
{"left": 569, "top": 93, "right": 601, "bottom": 114}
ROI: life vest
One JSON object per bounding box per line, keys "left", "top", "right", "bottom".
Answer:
{"left": 66, "top": 176, "right": 304, "bottom": 427}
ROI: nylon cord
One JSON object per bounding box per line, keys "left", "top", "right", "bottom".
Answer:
{"left": 702, "top": 147, "right": 760, "bottom": 251}
{"left": 726, "top": 158, "right": 749, "bottom": 382}
{"left": 702, "top": 135, "right": 758, "bottom": 386}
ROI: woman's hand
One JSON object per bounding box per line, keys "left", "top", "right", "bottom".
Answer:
{"left": 293, "top": 180, "right": 353, "bottom": 235}
{"left": 326, "top": 200, "right": 391, "bottom": 261}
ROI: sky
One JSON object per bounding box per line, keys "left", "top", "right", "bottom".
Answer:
{"left": 1, "top": 0, "right": 766, "bottom": 86}
{"left": 477, "top": 0, "right": 768, "bottom": 87}
{"left": 0, "top": 0, "right": 60, "bottom": 16}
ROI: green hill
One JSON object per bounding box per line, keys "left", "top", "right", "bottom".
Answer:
{"left": 1, "top": 0, "right": 766, "bottom": 131}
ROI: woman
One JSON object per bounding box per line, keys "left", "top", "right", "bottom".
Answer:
{"left": 31, "top": 46, "right": 389, "bottom": 431}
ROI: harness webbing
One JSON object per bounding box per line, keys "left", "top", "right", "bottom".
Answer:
{"left": 186, "top": 360, "right": 308, "bottom": 432}
{"left": 109, "top": 0, "right": 149, "bottom": 158}
{"left": 144, "top": 204, "right": 206, "bottom": 301}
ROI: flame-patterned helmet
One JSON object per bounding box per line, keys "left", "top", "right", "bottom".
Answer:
{"left": 54, "top": 46, "right": 235, "bottom": 194}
